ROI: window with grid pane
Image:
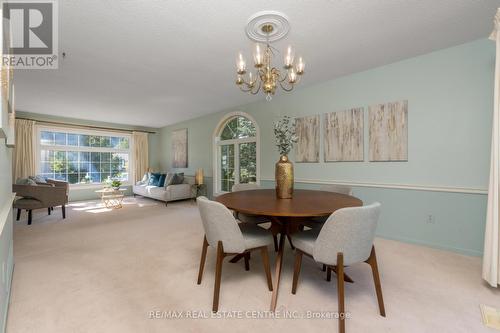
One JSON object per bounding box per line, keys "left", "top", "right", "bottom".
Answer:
{"left": 215, "top": 115, "right": 258, "bottom": 194}
{"left": 37, "top": 127, "right": 131, "bottom": 185}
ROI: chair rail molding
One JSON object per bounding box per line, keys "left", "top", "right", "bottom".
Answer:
{"left": 261, "top": 178, "right": 487, "bottom": 195}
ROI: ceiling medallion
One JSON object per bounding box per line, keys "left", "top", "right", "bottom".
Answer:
{"left": 236, "top": 11, "right": 305, "bottom": 101}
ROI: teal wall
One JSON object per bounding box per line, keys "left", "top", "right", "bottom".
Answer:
{"left": 0, "top": 136, "right": 14, "bottom": 329}
{"left": 159, "top": 39, "right": 495, "bottom": 256}
{"left": 16, "top": 112, "right": 161, "bottom": 201}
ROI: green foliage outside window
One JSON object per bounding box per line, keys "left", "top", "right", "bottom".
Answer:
{"left": 219, "top": 116, "right": 257, "bottom": 191}
{"left": 39, "top": 130, "right": 130, "bottom": 184}
{"left": 220, "top": 116, "right": 256, "bottom": 140}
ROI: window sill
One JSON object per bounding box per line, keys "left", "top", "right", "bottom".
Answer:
{"left": 70, "top": 183, "right": 131, "bottom": 191}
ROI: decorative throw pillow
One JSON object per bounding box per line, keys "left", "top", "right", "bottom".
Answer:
{"left": 158, "top": 174, "right": 167, "bottom": 187}
{"left": 16, "top": 178, "right": 37, "bottom": 186}
{"left": 171, "top": 173, "right": 185, "bottom": 185}
{"left": 141, "top": 173, "right": 149, "bottom": 183}
{"left": 148, "top": 173, "right": 161, "bottom": 186}
{"left": 165, "top": 173, "right": 175, "bottom": 186}
{"left": 29, "top": 175, "right": 47, "bottom": 183}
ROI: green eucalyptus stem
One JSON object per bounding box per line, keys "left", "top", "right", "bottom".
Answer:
{"left": 273, "top": 116, "right": 298, "bottom": 156}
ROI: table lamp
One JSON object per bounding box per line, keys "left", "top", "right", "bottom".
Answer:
{"left": 195, "top": 168, "right": 204, "bottom": 185}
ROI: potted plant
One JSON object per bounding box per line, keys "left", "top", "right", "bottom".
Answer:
{"left": 111, "top": 179, "right": 122, "bottom": 191}
{"left": 273, "top": 116, "right": 298, "bottom": 199}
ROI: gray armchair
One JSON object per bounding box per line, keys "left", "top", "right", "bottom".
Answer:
{"left": 291, "top": 203, "right": 385, "bottom": 333}
{"left": 13, "top": 179, "right": 69, "bottom": 225}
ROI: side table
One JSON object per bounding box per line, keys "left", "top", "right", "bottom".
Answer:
{"left": 192, "top": 184, "right": 207, "bottom": 198}
{"left": 95, "top": 188, "right": 127, "bottom": 209}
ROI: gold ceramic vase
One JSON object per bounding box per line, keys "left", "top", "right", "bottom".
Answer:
{"left": 275, "top": 155, "right": 294, "bottom": 199}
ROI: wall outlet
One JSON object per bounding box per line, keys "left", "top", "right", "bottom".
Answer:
{"left": 427, "top": 215, "right": 435, "bottom": 224}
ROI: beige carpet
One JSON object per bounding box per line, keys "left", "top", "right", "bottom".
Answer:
{"left": 6, "top": 197, "right": 500, "bottom": 333}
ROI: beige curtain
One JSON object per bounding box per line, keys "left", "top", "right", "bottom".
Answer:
{"left": 132, "top": 131, "right": 149, "bottom": 183}
{"left": 12, "top": 119, "right": 35, "bottom": 181}
{"left": 483, "top": 9, "right": 500, "bottom": 287}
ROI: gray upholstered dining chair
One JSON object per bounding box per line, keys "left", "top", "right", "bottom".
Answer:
{"left": 319, "top": 184, "right": 353, "bottom": 196}
{"left": 305, "top": 184, "right": 354, "bottom": 271}
{"left": 231, "top": 183, "right": 279, "bottom": 251}
{"left": 303, "top": 184, "right": 353, "bottom": 232}
{"left": 231, "top": 183, "right": 261, "bottom": 192}
{"left": 305, "top": 184, "right": 354, "bottom": 227}
{"left": 231, "top": 183, "right": 266, "bottom": 225}
{"left": 291, "top": 203, "right": 385, "bottom": 333}
{"left": 196, "top": 196, "right": 273, "bottom": 312}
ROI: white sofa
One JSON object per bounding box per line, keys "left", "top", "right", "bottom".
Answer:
{"left": 133, "top": 175, "right": 196, "bottom": 206}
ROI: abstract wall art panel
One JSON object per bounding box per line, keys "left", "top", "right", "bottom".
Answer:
{"left": 172, "top": 128, "right": 188, "bottom": 168}
{"left": 295, "top": 115, "right": 320, "bottom": 163}
{"left": 324, "top": 108, "right": 364, "bottom": 162}
{"left": 369, "top": 100, "right": 408, "bottom": 161}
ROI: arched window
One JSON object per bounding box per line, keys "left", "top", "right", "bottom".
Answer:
{"left": 213, "top": 112, "right": 260, "bottom": 194}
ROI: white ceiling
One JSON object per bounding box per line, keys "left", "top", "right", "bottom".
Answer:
{"left": 14, "top": 0, "right": 500, "bottom": 128}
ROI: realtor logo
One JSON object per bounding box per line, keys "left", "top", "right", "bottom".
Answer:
{"left": 2, "top": 0, "right": 58, "bottom": 69}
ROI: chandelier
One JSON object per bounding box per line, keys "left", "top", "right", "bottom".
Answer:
{"left": 235, "top": 13, "right": 305, "bottom": 101}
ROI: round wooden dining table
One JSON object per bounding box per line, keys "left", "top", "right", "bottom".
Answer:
{"left": 216, "top": 188, "right": 363, "bottom": 311}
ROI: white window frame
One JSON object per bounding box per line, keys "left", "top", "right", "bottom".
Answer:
{"left": 212, "top": 111, "right": 260, "bottom": 196}
{"left": 35, "top": 125, "right": 134, "bottom": 188}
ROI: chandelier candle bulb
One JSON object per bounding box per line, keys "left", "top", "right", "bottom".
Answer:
{"left": 296, "top": 57, "right": 305, "bottom": 75}
{"left": 284, "top": 45, "right": 294, "bottom": 69}
{"left": 253, "top": 44, "right": 264, "bottom": 67}
{"left": 248, "top": 72, "right": 255, "bottom": 86}
{"left": 288, "top": 68, "right": 297, "bottom": 83}
{"left": 237, "top": 53, "right": 247, "bottom": 74}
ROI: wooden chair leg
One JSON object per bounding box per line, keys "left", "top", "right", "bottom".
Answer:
{"left": 212, "top": 241, "right": 224, "bottom": 312}
{"left": 337, "top": 253, "right": 345, "bottom": 333}
{"left": 260, "top": 247, "right": 273, "bottom": 291}
{"left": 27, "top": 210, "right": 32, "bottom": 225}
{"left": 366, "top": 246, "right": 386, "bottom": 317}
{"left": 273, "top": 235, "right": 279, "bottom": 252}
{"left": 16, "top": 209, "right": 20, "bottom": 221}
{"left": 48, "top": 207, "right": 51, "bottom": 215}
{"left": 291, "top": 250, "right": 303, "bottom": 294}
{"left": 331, "top": 266, "right": 355, "bottom": 283}
{"left": 286, "top": 234, "right": 295, "bottom": 250}
{"left": 322, "top": 264, "right": 326, "bottom": 272}
{"left": 62, "top": 205, "right": 66, "bottom": 219}
{"left": 197, "top": 236, "right": 209, "bottom": 284}
{"left": 327, "top": 267, "right": 332, "bottom": 281}
{"left": 244, "top": 252, "right": 250, "bottom": 271}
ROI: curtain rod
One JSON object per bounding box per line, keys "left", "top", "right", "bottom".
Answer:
{"left": 16, "top": 117, "right": 157, "bottom": 134}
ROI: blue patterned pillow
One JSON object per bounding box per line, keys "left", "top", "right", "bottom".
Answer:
{"left": 148, "top": 173, "right": 161, "bottom": 186}
{"left": 158, "top": 174, "right": 167, "bottom": 187}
